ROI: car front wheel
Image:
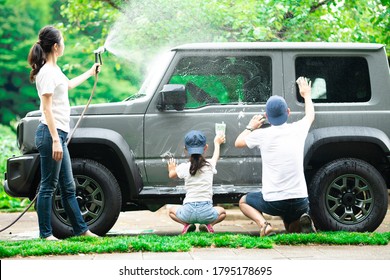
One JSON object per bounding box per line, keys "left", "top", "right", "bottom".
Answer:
{"left": 51, "top": 158, "right": 122, "bottom": 239}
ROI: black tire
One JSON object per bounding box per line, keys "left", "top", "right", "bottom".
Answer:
{"left": 309, "top": 158, "right": 388, "bottom": 232}
{"left": 51, "top": 158, "right": 122, "bottom": 238}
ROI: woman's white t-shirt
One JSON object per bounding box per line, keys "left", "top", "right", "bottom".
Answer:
{"left": 245, "top": 119, "right": 311, "bottom": 201}
{"left": 36, "top": 64, "right": 70, "bottom": 133}
{"left": 176, "top": 159, "right": 217, "bottom": 204}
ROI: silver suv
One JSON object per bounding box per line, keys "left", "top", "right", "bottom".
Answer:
{"left": 5, "top": 42, "right": 390, "bottom": 238}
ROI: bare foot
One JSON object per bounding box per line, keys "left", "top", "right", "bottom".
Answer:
{"left": 81, "top": 230, "right": 98, "bottom": 237}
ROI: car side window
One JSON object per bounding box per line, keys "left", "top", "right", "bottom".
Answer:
{"left": 295, "top": 57, "right": 371, "bottom": 103}
{"left": 169, "top": 56, "right": 272, "bottom": 108}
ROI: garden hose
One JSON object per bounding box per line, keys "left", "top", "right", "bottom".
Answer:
{"left": 0, "top": 71, "right": 100, "bottom": 233}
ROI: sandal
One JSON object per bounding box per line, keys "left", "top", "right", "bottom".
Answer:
{"left": 260, "top": 221, "right": 275, "bottom": 237}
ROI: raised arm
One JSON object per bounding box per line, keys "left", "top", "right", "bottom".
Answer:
{"left": 235, "top": 115, "right": 265, "bottom": 148}
{"left": 211, "top": 134, "right": 225, "bottom": 163}
{"left": 296, "top": 77, "right": 315, "bottom": 124}
{"left": 68, "top": 63, "right": 101, "bottom": 90}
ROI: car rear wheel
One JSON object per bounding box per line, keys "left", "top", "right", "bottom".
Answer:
{"left": 309, "top": 158, "right": 388, "bottom": 232}
{"left": 51, "top": 158, "right": 122, "bottom": 239}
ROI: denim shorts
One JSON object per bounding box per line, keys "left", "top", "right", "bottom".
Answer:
{"left": 245, "top": 192, "right": 310, "bottom": 224}
{"left": 176, "top": 201, "right": 218, "bottom": 224}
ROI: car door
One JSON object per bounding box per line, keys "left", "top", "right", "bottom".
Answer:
{"left": 143, "top": 49, "right": 283, "bottom": 188}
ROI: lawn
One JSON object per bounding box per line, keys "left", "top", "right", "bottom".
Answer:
{"left": 1, "top": 231, "right": 389, "bottom": 258}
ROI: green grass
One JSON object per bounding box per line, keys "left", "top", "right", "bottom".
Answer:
{"left": 1, "top": 231, "right": 389, "bottom": 258}
{"left": 0, "top": 124, "right": 28, "bottom": 211}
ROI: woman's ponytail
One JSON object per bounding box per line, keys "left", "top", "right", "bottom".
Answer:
{"left": 27, "top": 26, "right": 61, "bottom": 82}
{"left": 28, "top": 42, "right": 45, "bottom": 82}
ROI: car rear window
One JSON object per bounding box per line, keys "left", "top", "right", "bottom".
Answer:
{"left": 295, "top": 57, "right": 371, "bottom": 103}
{"left": 169, "top": 56, "right": 272, "bottom": 108}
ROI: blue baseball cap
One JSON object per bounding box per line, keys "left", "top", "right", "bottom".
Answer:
{"left": 266, "top": 95, "right": 288, "bottom": 126}
{"left": 184, "top": 130, "right": 206, "bottom": 155}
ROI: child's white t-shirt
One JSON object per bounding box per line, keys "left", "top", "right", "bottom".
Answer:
{"left": 176, "top": 159, "right": 217, "bottom": 204}
{"left": 36, "top": 64, "right": 70, "bottom": 133}
{"left": 245, "top": 119, "right": 311, "bottom": 201}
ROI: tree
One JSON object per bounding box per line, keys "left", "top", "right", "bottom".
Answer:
{"left": 0, "top": 0, "right": 140, "bottom": 127}
{"left": 60, "top": 0, "right": 389, "bottom": 54}
{"left": 0, "top": 0, "right": 55, "bottom": 126}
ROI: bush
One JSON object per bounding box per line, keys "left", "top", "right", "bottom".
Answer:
{"left": 0, "top": 124, "right": 29, "bottom": 211}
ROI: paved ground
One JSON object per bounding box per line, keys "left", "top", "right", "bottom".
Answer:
{"left": 1, "top": 195, "right": 390, "bottom": 260}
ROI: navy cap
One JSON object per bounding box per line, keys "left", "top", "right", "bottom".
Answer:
{"left": 184, "top": 130, "right": 206, "bottom": 155}
{"left": 266, "top": 95, "right": 288, "bottom": 126}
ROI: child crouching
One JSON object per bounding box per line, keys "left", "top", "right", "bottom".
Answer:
{"left": 167, "top": 130, "right": 226, "bottom": 234}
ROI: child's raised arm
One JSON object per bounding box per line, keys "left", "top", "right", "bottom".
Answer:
{"left": 211, "top": 134, "right": 225, "bottom": 164}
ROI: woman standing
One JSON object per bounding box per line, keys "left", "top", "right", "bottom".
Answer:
{"left": 28, "top": 25, "right": 100, "bottom": 240}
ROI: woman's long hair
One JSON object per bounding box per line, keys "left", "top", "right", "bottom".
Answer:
{"left": 27, "top": 26, "right": 61, "bottom": 82}
{"left": 189, "top": 154, "right": 210, "bottom": 176}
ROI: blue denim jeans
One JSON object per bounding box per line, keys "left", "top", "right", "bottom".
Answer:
{"left": 176, "top": 201, "right": 218, "bottom": 224}
{"left": 35, "top": 123, "right": 88, "bottom": 238}
{"left": 245, "top": 192, "right": 310, "bottom": 225}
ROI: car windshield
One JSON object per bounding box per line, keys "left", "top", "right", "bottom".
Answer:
{"left": 125, "top": 51, "right": 175, "bottom": 101}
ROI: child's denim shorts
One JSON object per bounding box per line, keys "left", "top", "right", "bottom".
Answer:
{"left": 176, "top": 201, "right": 218, "bottom": 224}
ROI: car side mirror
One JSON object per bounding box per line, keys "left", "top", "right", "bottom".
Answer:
{"left": 157, "top": 84, "right": 187, "bottom": 111}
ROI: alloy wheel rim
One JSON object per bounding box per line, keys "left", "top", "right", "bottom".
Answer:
{"left": 53, "top": 175, "right": 105, "bottom": 226}
{"left": 325, "top": 174, "right": 373, "bottom": 225}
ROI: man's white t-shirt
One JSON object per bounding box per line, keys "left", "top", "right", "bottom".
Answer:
{"left": 176, "top": 159, "right": 217, "bottom": 204}
{"left": 245, "top": 119, "right": 311, "bottom": 201}
{"left": 36, "top": 64, "right": 70, "bottom": 133}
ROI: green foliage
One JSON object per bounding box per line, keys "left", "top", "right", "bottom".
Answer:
{"left": 203, "top": 0, "right": 389, "bottom": 47}
{"left": 0, "top": 125, "right": 29, "bottom": 210}
{"left": 0, "top": 231, "right": 389, "bottom": 258}
{"left": 0, "top": 0, "right": 44, "bottom": 125}
{"left": 272, "top": 231, "right": 389, "bottom": 245}
{"left": 61, "top": 0, "right": 390, "bottom": 52}
{"left": 0, "top": 0, "right": 61, "bottom": 125}
{"left": 0, "top": 0, "right": 139, "bottom": 126}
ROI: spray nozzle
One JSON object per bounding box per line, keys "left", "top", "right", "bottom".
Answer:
{"left": 94, "top": 46, "right": 106, "bottom": 64}
{"left": 94, "top": 46, "right": 106, "bottom": 54}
